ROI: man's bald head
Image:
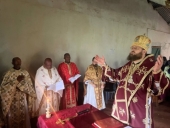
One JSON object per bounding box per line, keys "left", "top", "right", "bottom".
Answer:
{"left": 44, "top": 58, "right": 52, "bottom": 69}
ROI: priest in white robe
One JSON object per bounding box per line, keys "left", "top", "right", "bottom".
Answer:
{"left": 34, "top": 58, "right": 64, "bottom": 116}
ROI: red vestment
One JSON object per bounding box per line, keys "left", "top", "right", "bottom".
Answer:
{"left": 105, "top": 54, "right": 170, "bottom": 128}
{"left": 58, "top": 62, "right": 80, "bottom": 109}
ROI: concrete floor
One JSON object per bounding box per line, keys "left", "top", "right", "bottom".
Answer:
{"left": 102, "top": 99, "right": 170, "bottom": 128}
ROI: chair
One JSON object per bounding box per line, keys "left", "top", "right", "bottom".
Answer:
{"left": 151, "top": 95, "right": 159, "bottom": 106}
{"left": 152, "top": 94, "right": 164, "bottom": 107}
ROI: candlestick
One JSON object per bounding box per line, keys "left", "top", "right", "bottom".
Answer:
{"left": 47, "top": 99, "right": 50, "bottom": 108}
{"left": 46, "top": 98, "right": 51, "bottom": 118}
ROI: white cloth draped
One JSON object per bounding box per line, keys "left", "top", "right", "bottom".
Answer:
{"left": 83, "top": 81, "right": 106, "bottom": 110}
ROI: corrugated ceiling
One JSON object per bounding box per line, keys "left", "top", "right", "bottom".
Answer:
{"left": 148, "top": 0, "right": 170, "bottom": 25}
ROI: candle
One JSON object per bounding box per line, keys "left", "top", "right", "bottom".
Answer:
{"left": 47, "top": 98, "right": 50, "bottom": 108}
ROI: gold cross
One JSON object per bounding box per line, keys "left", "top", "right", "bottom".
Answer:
{"left": 56, "top": 113, "right": 78, "bottom": 125}
{"left": 56, "top": 119, "right": 65, "bottom": 124}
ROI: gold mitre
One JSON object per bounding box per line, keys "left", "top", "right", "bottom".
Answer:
{"left": 131, "top": 35, "right": 151, "bottom": 51}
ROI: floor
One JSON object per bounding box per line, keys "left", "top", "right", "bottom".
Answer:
{"left": 102, "top": 99, "right": 170, "bottom": 128}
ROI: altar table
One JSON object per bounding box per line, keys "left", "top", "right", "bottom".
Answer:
{"left": 37, "top": 104, "right": 124, "bottom": 128}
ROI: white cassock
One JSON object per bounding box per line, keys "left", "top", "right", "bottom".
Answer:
{"left": 34, "top": 66, "right": 64, "bottom": 115}
{"left": 83, "top": 80, "right": 106, "bottom": 110}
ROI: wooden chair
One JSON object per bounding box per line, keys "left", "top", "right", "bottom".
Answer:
{"left": 151, "top": 95, "right": 159, "bottom": 107}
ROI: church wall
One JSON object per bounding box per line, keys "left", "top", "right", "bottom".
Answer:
{"left": 0, "top": 0, "right": 170, "bottom": 81}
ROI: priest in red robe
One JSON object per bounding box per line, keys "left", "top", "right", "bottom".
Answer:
{"left": 95, "top": 35, "right": 170, "bottom": 128}
{"left": 58, "top": 53, "right": 80, "bottom": 109}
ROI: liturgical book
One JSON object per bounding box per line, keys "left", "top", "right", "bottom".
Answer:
{"left": 92, "top": 117, "right": 124, "bottom": 128}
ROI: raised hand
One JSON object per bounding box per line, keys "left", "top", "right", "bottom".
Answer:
{"left": 101, "top": 83, "right": 105, "bottom": 89}
{"left": 153, "top": 55, "right": 163, "bottom": 73}
{"left": 95, "top": 55, "right": 106, "bottom": 67}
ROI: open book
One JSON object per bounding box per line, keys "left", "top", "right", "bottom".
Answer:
{"left": 92, "top": 117, "right": 124, "bottom": 128}
{"left": 69, "top": 74, "right": 81, "bottom": 83}
{"left": 47, "top": 80, "right": 65, "bottom": 97}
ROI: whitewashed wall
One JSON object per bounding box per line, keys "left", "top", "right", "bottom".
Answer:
{"left": 0, "top": 0, "right": 170, "bottom": 81}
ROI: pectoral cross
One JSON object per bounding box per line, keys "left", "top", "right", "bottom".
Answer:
{"left": 56, "top": 108, "right": 91, "bottom": 125}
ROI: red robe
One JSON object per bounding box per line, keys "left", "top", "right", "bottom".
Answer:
{"left": 105, "top": 54, "right": 170, "bottom": 128}
{"left": 58, "top": 62, "right": 80, "bottom": 109}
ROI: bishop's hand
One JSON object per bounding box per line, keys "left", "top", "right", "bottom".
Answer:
{"left": 153, "top": 55, "right": 163, "bottom": 74}
{"left": 95, "top": 55, "right": 106, "bottom": 67}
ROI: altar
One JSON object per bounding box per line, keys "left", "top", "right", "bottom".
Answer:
{"left": 37, "top": 104, "right": 125, "bottom": 128}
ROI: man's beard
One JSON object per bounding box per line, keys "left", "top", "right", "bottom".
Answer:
{"left": 93, "top": 64, "right": 98, "bottom": 67}
{"left": 127, "top": 51, "right": 143, "bottom": 61}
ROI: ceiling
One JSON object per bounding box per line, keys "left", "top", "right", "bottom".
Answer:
{"left": 148, "top": 0, "right": 170, "bottom": 25}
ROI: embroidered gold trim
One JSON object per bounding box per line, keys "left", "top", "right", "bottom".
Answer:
{"left": 149, "top": 58, "right": 154, "bottom": 62}
{"left": 130, "top": 110, "right": 135, "bottom": 119}
{"left": 111, "top": 54, "right": 154, "bottom": 125}
{"left": 143, "top": 118, "right": 152, "bottom": 127}
{"left": 111, "top": 113, "right": 129, "bottom": 125}
{"left": 119, "top": 107, "right": 126, "bottom": 116}
{"left": 136, "top": 66, "right": 148, "bottom": 76}
{"left": 127, "top": 67, "right": 153, "bottom": 106}
{"left": 144, "top": 91, "right": 152, "bottom": 128}
{"left": 132, "top": 97, "right": 138, "bottom": 103}
{"left": 124, "top": 80, "right": 129, "bottom": 122}
{"left": 139, "top": 84, "right": 145, "bottom": 90}
{"left": 114, "top": 99, "right": 126, "bottom": 102}
{"left": 121, "top": 65, "right": 129, "bottom": 73}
